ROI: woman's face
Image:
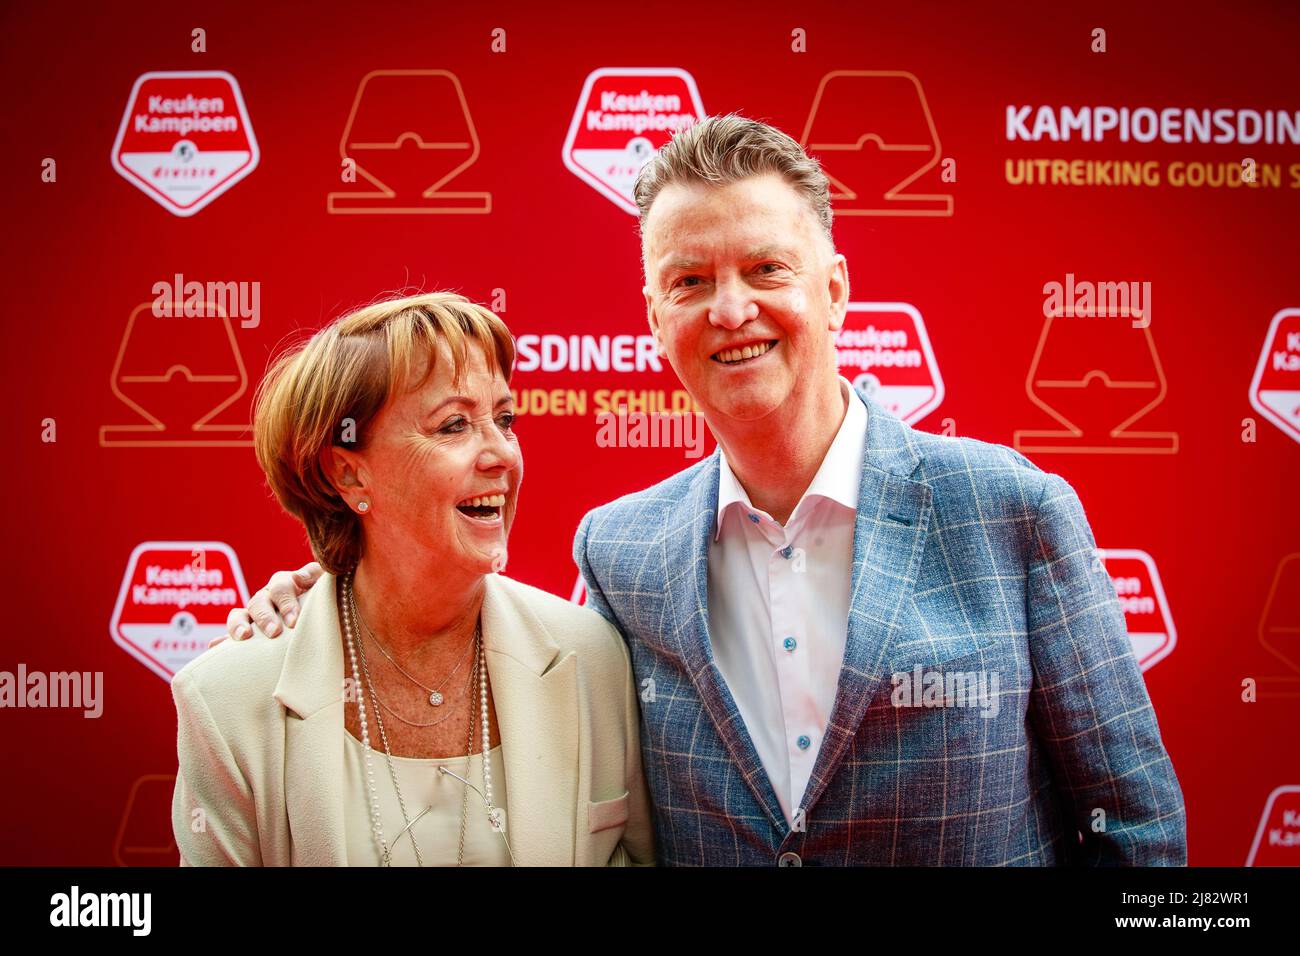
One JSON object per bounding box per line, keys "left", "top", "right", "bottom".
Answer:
{"left": 347, "top": 342, "right": 521, "bottom": 578}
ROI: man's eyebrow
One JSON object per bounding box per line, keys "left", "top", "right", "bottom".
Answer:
{"left": 659, "top": 255, "right": 705, "bottom": 274}
{"left": 744, "top": 245, "right": 799, "bottom": 262}
{"left": 658, "top": 248, "right": 798, "bottom": 272}
{"left": 495, "top": 394, "right": 513, "bottom": 409}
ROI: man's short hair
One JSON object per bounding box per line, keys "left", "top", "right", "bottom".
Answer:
{"left": 252, "top": 292, "right": 515, "bottom": 573}
{"left": 633, "top": 113, "right": 834, "bottom": 243}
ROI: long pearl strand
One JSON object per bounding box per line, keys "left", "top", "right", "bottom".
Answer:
{"left": 343, "top": 571, "right": 499, "bottom": 863}
{"left": 480, "top": 638, "right": 501, "bottom": 831}
{"left": 341, "top": 573, "right": 391, "bottom": 862}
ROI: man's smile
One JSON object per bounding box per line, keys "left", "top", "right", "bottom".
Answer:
{"left": 710, "top": 339, "right": 778, "bottom": 365}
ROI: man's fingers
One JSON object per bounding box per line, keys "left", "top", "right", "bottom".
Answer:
{"left": 279, "top": 563, "right": 321, "bottom": 626}
{"left": 249, "top": 599, "right": 282, "bottom": 637}
{"left": 262, "top": 570, "right": 304, "bottom": 634}
{"left": 219, "top": 562, "right": 316, "bottom": 643}
{"left": 224, "top": 607, "right": 254, "bottom": 641}
{"left": 208, "top": 634, "right": 229, "bottom": 649}
{"left": 291, "top": 562, "right": 324, "bottom": 594}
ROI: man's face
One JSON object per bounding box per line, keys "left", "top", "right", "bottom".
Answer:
{"left": 642, "top": 172, "right": 848, "bottom": 426}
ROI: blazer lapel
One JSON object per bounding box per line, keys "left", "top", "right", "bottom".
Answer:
{"left": 273, "top": 573, "right": 582, "bottom": 867}
{"left": 272, "top": 573, "right": 348, "bottom": 866}
{"left": 482, "top": 573, "right": 579, "bottom": 866}
{"left": 799, "top": 396, "right": 933, "bottom": 817}
{"left": 662, "top": 455, "right": 789, "bottom": 831}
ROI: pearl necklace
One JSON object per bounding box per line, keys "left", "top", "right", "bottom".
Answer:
{"left": 342, "top": 571, "right": 500, "bottom": 866}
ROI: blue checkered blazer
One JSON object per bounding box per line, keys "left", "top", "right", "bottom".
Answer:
{"left": 573, "top": 391, "right": 1186, "bottom": 866}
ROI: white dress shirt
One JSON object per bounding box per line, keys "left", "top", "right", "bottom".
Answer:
{"left": 707, "top": 377, "right": 866, "bottom": 825}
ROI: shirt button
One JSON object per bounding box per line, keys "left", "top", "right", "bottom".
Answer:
{"left": 796, "top": 735, "right": 812, "bottom": 750}
{"left": 780, "top": 545, "right": 794, "bottom": 559}
{"left": 777, "top": 851, "right": 802, "bottom": 867}
{"left": 782, "top": 636, "right": 797, "bottom": 652}
{"left": 747, "top": 513, "right": 760, "bottom": 523}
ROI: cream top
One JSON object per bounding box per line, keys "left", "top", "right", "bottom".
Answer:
{"left": 343, "top": 731, "right": 511, "bottom": 866}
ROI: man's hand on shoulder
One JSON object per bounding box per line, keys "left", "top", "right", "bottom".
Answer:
{"left": 209, "top": 562, "right": 323, "bottom": 648}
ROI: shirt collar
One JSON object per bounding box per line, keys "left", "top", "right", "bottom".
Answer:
{"left": 714, "top": 376, "right": 868, "bottom": 540}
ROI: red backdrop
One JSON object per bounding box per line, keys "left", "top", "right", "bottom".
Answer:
{"left": 3, "top": 0, "right": 1297, "bottom": 866}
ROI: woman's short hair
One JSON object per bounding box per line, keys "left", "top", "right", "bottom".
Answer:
{"left": 253, "top": 291, "right": 515, "bottom": 574}
{"left": 632, "top": 113, "right": 834, "bottom": 242}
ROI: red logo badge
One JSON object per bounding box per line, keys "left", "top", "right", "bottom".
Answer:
{"left": 839, "top": 303, "right": 944, "bottom": 424}
{"left": 1102, "top": 549, "right": 1176, "bottom": 671}
{"left": 562, "top": 68, "right": 705, "bottom": 215}
{"left": 111, "top": 71, "right": 259, "bottom": 217}
{"left": 1248, "top": 308, "right": 1300, "bottom": 444}
{"left": 109, "top": 542, "right": 251, "bottom": 682}
{"left": 1246, "top": 785, "right": 1300, "bottom": 866}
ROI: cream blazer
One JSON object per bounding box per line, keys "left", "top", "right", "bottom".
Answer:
{"left": 170, "top": 572, "right": 655, "bottom": 866}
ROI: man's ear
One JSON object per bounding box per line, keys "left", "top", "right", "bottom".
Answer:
{"left": 826, "top": 252, "right": 850, "bottom": 332}
{"left": 319, "top": 444, "right": 369, "bottom": 511}
{"left": 644, "top": 284, "right": 668, "bottom": 358}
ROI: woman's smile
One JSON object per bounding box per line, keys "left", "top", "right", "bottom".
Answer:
{"left": 455, "top": 491, "right": 507, "bottom": 527}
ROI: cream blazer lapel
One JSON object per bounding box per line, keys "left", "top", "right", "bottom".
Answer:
{"left": 270, "top": 572, "right": 581, "bottom": 867}
{"left": 481, "top": 573, "right": 580, "bottom": 866}
{"left": 272, "top": 574, "right": 349, "bottom": 866}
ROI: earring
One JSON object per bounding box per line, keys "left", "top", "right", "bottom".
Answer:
{"left": 356, "top": 500, "right": 370, "bottom": 514}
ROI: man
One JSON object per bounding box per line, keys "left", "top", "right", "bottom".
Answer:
{"left": 226, "top": 115, "right": 1186, "bottom": 866}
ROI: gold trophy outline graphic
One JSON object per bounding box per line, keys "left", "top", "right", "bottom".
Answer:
{"left": 799, "top": 70, "right": 953, "bottom": 218}
{"left": 99, "top": 301, "right": 253, "bottom": 448}
{"left": 1257, "top": 553, "right": 1300, "bottom": 700}
{"left": 326, "top": 69, "right": 491, "bottom": 215}
{"left": 114, "top": 774, "right": 178, "bottom": 866}
{"left": 1013, "top": 309, "right": 1179, "bottom": 454}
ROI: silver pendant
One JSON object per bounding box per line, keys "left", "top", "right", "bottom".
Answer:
{"left": 429, "top": 691, "right": 444, "bottom": 706}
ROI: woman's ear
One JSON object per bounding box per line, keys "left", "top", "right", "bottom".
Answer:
{"left": 319, "top": 444, "right": 369, "bottom": 513}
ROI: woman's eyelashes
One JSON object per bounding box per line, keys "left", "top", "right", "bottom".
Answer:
{"left": 435, "top": 411, "right": 517, "bottom": 435}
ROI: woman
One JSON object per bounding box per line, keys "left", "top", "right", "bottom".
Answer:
{"left": 170, "top": 292, "right": 654, "bottom": 866}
